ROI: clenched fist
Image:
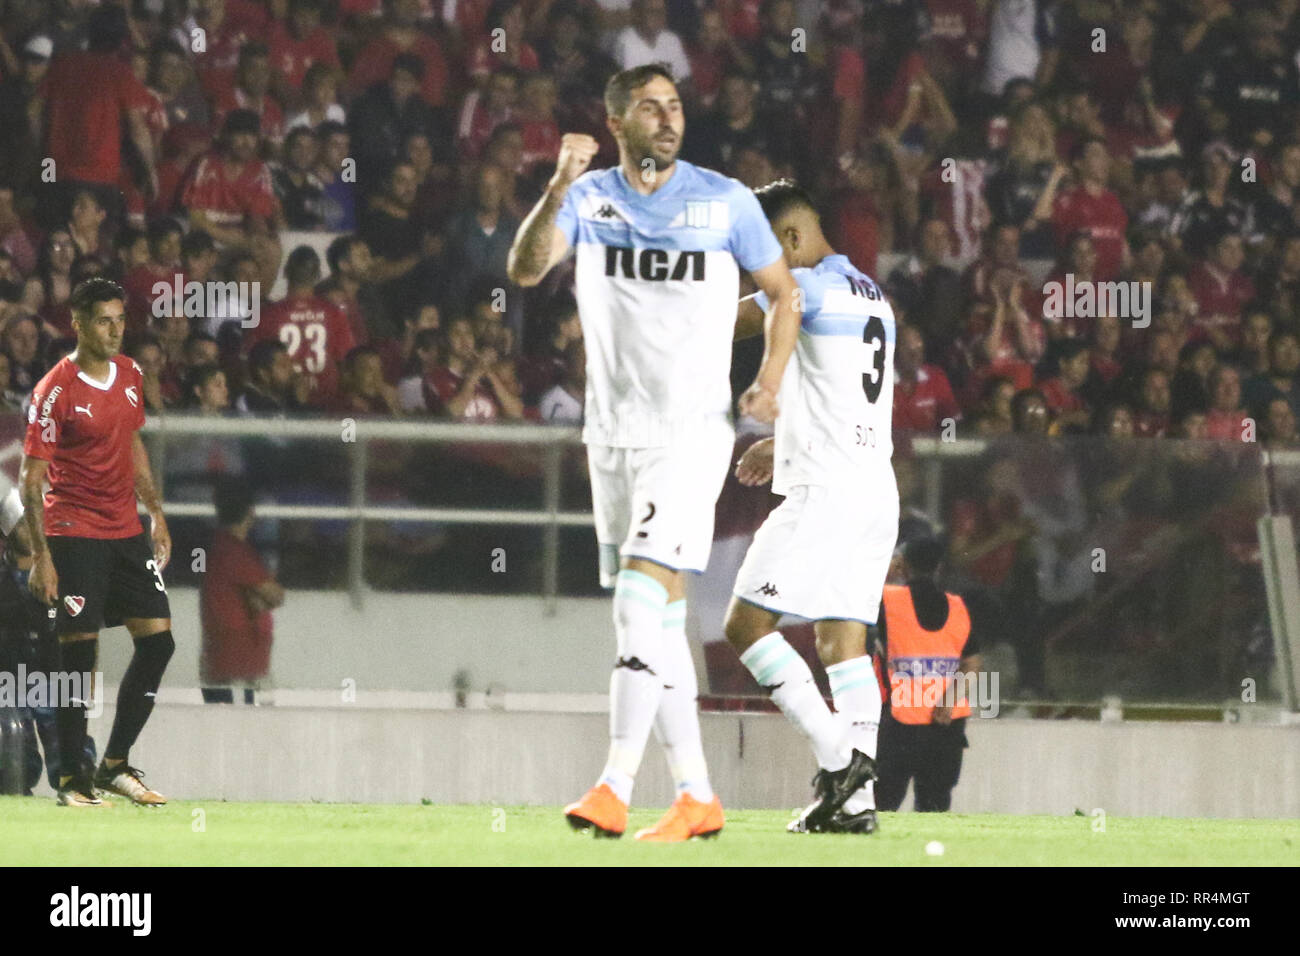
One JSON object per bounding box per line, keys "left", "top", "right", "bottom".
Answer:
{"left": 551, "top": 133, "right": 600, "bottom": 189}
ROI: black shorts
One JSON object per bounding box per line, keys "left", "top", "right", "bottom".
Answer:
{"left": 47, "top": 534, "right": 171, "bottom": 634}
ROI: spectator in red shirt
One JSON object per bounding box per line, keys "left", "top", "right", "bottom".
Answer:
{"left": 456, "top": 67, "right": 519, "bottom": 161}
{"left": 1187, "top": 230, "right": 1256, "bottom": 351}
{"left": 269, "top": 0, "right": 342, "bottom": 98}
{"left": 427, "top": 315, "right": 523, "bottom": 420}
{"left": 330, "top": 345, "right": 402, "bottom": 415}
{"left": 1205, "top": 365, "right": 1250, "bottom": 441}
{"left": 184, "top": 0, "right": 257, "bottom": 105}
{"left": 1132, "top": 366, "right": 1172, "bottom": 437}
{"left": 1086, "top": 313, "right": 1124, "bottom": 392}
{"left": 468, "top": 0, "right": 540, "bottom": 84}
{"left": 200, "top": 477, "right": 284, "bottom": 704}
{"left": 1038, "top": 338, "right": 1092, "bottom": 432}
{"left": 348, "top": 0, "right": 450, "bottom": 108}
{"left": 687, "top": 6, "right": 753, "bottom": 111}
{"left": 1051, "top": 137, "right": 1129, "bottom": 281}
{"left": 213, "top": 43, "right": 287, "bottom": 151}
{"left": 960, "top": 268, "right": 1045, "bottom": 403}
{"left": 246, "top": 245, "right": 356, "bottom": 406}
{"left": 35, "top": 4, "right": 157, "bottom": 232}
{"left": 516, "top": 72, "right": 563, "bottom": 177}
{"left": 148, "top": 38, "right": 211, "bottom": 133}
{"left": 181, "top": 110, "right": 284, "bottom": 284}
{"left": 893, "top": 324, "right": 961, "bottom": 432}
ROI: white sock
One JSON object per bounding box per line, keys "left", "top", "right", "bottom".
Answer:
{"left": 826, "top": 655, "right": 882, "bottom": 813}
{"left": 652, "top": 600, "right": 713, "bottom": 802}
{"left": 740, "top": 632, "right": 848, "bottom": 771}
{"left": 598, "top": 569, "right": 669, "bottom": 805}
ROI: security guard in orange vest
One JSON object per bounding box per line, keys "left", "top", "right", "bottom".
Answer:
{"left": 873, "top": 537, "right": 982, "bottom": 812}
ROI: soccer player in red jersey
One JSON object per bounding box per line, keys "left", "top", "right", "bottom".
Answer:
{"left": 19, "top": 278, "right": 174, "bottom": 807}
{"left": 246, "top": 245, "right": 356, "bottom": 407}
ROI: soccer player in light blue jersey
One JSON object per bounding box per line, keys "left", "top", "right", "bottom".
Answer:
{"left": 508, "top": 64, "right": 801, "bottom": 841}
{"left": 726, "top": 180, "right": 900, "bottom": 835}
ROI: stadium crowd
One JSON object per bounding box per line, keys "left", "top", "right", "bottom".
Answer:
{"left": 0, "top": 0, "right": 1289, "bottom": 699}
{"left": 0, "top": 0, "right": 1297, "bottom": 448}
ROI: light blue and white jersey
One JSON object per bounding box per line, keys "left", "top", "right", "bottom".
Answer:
{"left": 556, "top": 160, "right": 783, "bottom": 447}
{"left": 755, "top": 254, "right": 896, "bottom": 495}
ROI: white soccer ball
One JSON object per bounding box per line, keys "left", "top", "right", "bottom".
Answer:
{"left": 925, "top": 840, "right": 945, "bottom": 857}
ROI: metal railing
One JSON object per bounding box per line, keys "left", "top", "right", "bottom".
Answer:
{"left": 143, "top": 414, "right": 590, "bottom": 612}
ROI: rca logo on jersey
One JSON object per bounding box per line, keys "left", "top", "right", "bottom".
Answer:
{"left": 604, "top": 246, "right": 706, "bottom": 281}
{"left": 125, "top": 385, "right": 139, "bottom": 408}
{"left": 64, "top": 595, "right": 86, "bottom": 617}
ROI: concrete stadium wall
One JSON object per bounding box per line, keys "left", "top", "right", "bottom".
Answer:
{"left": 97, "top": 589, "right": 618, "bottom": 695}
{"left": 38, "top": 703, "right": 1300, "bottom": 819}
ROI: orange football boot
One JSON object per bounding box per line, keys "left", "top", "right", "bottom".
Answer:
{"left": 564, "top": 784, "right": 628, "bottom": 837}
{"left": 634, "top": 793, "right": 724, "bottom": 842}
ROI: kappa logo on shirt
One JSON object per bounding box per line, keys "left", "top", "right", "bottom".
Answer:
{"left": 64, "top": 595, "right": 86, "bottom": 617}
{"left": 125, "top": 386, "right": 139, "bottom": 408}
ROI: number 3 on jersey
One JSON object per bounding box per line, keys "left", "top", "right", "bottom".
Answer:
{"left": 862, "top": 315, "right": 887, "bottom": 404}
{"left": 279, "top": 322, "right": 328, "bottom": 374}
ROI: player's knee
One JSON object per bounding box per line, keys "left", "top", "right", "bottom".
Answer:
{"left": 135, "top": 629, "right": 175, "bottom": 676}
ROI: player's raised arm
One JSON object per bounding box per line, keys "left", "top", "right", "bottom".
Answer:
{"left": 740, "top": 259, "right": 801, "bottom": 422}
{"left": 506, "top": 133, "right": 598, "bottom": 287}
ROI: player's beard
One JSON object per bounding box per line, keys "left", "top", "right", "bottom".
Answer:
{"left": 629, "top": 126, "right": 682, "bottom": 173}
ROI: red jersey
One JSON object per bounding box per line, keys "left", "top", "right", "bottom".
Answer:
{"left": 247, "top": 292, "right": 356, "bottom": 404}
{"left": 23, "top": 355, "right": 146, "bottom": 539}
{"left": 894, "top": 366, "right": 961, "bottom": 432}
{"left": 426, "top": 366, "right": 500, "bottom": 420}
{"left": 43, "top": 52, "right": 151, "bottom": 185}
{"left": 200, "top": 528, "right": 273, "bottom": 683}
{"left": 268, "top": 21, "right": 341, "bottom": 91}
{"left": 468, "top": 39, "right": 539, "bottom": 81}
{"left": 1188, "top": 260, "right": 1255, "bottom": 346}
{"left": 1051, "top": 186, "right": 1129, "bottom": 281}
{"left": 212, "top": 87, "right": 286, "bottom": 146}
{"left": 181, "top": 153, "right": 279, "bottom": 227}
{"left": 519, "top": 116, "right": 561, "bottom": 174}
{"left": 348, "top": 33, "right": 449, "bottom": 107}
{"left": 193, "top": 22, "right": 252, "bottom": 103}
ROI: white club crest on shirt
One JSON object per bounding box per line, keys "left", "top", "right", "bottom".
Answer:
{"left": 685, "top": 201, "right": 710, "bottom": 228}
{"left": 125, "top": 385, "right": 139, "bottom": 408}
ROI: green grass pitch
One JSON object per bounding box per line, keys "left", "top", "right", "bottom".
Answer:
{"left": 1, "top": 797, "right": 1295, "bottom": 866}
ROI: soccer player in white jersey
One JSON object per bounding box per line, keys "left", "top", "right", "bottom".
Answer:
{"left": 507, "top": 64, "right": 800, "bottom": 841}
{"left": 725, "top": 180, "right": 900, "bottom": 835}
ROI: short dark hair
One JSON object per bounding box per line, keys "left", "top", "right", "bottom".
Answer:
{"left": 904, "top": 536, "right": 944, "bottom": 578}
{"left": 183, "top": 363, "right": 224, "bottom": 405}
{"left": 184, "top": 331, "right": 218, "bottom": 354}
{"left": 213, "top": 476, "right": 256, "bottom": 526}
{"left": 753, "top": 178, "right": 816, "bottom": 223}
{"left": 87, "top": 4, "right": 129, "bottom": 53}
{"left": 248, "top": 338, "right": 287, "bottom": 376}
{"left": 286, "top": 245, "right": 322, "bottom": 287}
{"left": 317, "top": 119, "right": 348, "bottom": 141}
{"left": 181, "top": 229, "right": 216, "bottom": 260}
{"left": 222, "top": 108, "right": 262, "bottom": 141}
{"left": 326, "top": 234, "right": 364, "bottom": 273}
{"left": 147, "top": 217, "right": 183, "bottom": 251}
{"left": 392, "top": 52, "right": 426, "bottom": 81}
{"left": 604, "top": 63, "right": 675, "bottom": 117}
{"left": 69, "top": 277, "right": 126, "bottom": 323}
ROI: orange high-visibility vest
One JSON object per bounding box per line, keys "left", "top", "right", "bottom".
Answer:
{"left": 883, "top": 584, "right": 972, "bottom": 724}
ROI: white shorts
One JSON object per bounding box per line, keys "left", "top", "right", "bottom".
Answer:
{"left": 733, "top": 482, "right": 899, "bottom": 624}
{"left": 587, "top": 420, "right": 735, "bottom": 588}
